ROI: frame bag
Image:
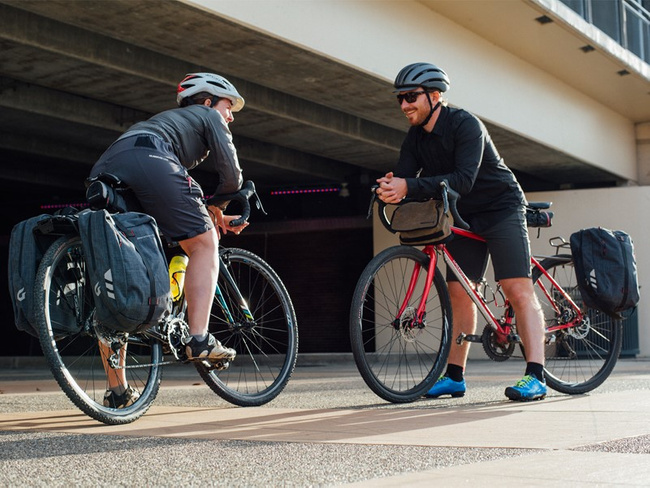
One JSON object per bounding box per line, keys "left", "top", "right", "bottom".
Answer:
{"left": 78, "top": 210, "right": 172, "bottom": 333}
{"left": 390, "top": 199, "right": 453, "bottom": 246}
{"left": 569, "top": 227, "right": 639, "bottom": 319}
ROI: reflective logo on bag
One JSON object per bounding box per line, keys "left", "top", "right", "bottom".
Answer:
{"left": 589, "top": 268, "right": 598, "bottom": 291}
{"left": 104, "top": 269, "right": 115, "bottom": 300}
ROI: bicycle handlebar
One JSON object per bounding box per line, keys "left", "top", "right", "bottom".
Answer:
{"left": 369, "top": 180, "right": 470, "bottom": 231}
{"left": 207, "top": 180, "right": 267, "bottom": 227}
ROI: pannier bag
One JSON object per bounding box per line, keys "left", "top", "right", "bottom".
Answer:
{"left": 569, "top": 227, "right": 639, "bottom": 320}
{"left": 7, "top": 214, "right": 58, "bottom": 337}
{"left": 390, "top": 199, "right": 453, "bottom": 246}
{"left": 78, "top": 210, "right": 172, "bottom": 333}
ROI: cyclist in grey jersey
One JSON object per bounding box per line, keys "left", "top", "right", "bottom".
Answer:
{"left": 91, "top": 73, "right": 247, "bottom": 408}
{"left": 123, "top": 103, "right": 242, "bottom": 195}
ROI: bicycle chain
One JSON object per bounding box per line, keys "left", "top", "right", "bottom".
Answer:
{"left": 111, "top": 359, "right": 179, "bottom": 369}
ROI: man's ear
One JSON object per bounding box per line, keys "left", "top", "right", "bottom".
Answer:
{"left": 203, "top": 99, "right": 212, "bottom": 107}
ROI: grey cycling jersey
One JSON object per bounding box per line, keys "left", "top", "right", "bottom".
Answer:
{"left": 122, "top": 104, "right": 242, "bottom": 195}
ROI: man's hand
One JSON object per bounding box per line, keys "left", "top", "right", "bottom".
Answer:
{"left": 376, "top": 172, "right": 408, "bottom": 204}
{"left": 221, "top": 214, "right": 249, "bottom": 235}
{"left": 208, "top": 205, "right": 249, "bottom": 236}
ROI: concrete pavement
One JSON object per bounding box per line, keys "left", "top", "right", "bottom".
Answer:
{"left": 1, "top": 356, "right": 649, "bottom": 486}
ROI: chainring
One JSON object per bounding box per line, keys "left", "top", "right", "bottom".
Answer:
{"left": 481, "top": 324, "right": 515, "bottom": 362}
{"left": 164, "top": 316, "right": 190, "bottom": 361}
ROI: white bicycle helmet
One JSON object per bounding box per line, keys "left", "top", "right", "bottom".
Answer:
{"left": 177, "top": 72, "right": 245, "bottom": 112}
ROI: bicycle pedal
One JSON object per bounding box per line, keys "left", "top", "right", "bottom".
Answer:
{"left": 202, "top": 359, "right": 230, "bottom": 371}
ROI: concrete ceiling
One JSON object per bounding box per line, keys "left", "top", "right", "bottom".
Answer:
{"left": 0, "top": 0, "right": 632, "bottom": 206}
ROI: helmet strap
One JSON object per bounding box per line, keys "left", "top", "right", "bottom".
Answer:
{"left": 420, "top": 96, "right": 441, "bottom": 128}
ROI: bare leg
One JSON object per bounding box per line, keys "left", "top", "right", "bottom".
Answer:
{"left": 446, "top": 281, "right": 478, "bottom": 369}
{"left": 179, "top": 227, "right": 235, "bottom": 361}
{"left": 180, "top": 228, "right": 220, "bottom": 336}
{"left": 99, "top": 342, "right": 128, "bottom": 394}
{"left": 500, "top": 277, "right": 545, "bottom": 365}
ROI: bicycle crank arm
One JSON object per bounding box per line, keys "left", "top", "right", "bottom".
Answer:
{"left": 200, "top": 359, "right": 231, "bottom": 371}
{"left": 456, "top": 333, "right": 482, "bottom": 345}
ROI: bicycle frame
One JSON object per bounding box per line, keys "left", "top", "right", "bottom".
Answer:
{"left": 164, "top": 252, "right": 255, "bottom": 334}
{"left": 395, "top": 225, "right": 585, "bottom": 343}
{"left": 213, "top": 252, "right": 256, "bottom": 324}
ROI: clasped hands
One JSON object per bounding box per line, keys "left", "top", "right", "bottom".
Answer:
{"left": 376, "top": 172, "right": 408, "bottom": 204}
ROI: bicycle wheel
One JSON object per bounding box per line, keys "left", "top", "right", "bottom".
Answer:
{"left": 195, "top": 248, "right": 298, "bottom": 406}
{"left": 35, "top": 235, "right": 163, "bottom": 424}
{"left": 532, "top": 255, "right": 622, "bottom": 394}
{"left": 350, "top": 245, "right": 452, "bottom": 403}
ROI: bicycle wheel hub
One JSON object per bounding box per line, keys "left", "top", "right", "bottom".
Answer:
{"left": 568, "top": 316, "right": 591, "bottom": 340}
{"left": 397, "top": 307, "right": 424, "bottom": 342}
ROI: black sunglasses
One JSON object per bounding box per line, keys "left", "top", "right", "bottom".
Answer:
{"left": 396, "top": 90, "right": 428, "bottom": 105}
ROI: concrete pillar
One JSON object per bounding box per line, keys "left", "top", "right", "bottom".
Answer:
{"left": 637, "top": 122, "right": 650, "bottom": 185}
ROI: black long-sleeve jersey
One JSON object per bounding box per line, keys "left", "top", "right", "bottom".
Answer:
{"left": 395, "top": 105, "right": 526, "bottom": 217}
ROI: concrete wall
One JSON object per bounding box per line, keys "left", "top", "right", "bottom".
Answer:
{"left": 639, "top": 122, "right": 650, "bottom": 184}
{"left": 196, "top": 0, "right": 637, "bottom": 179}
{"left": 528, "top": 186, "right": 649, "bottom": 357}
{"left": 373, "top": 187, "right": 649, "bottom": 358}
{"left": 195, "top": 0, "right": 647, "bottom": 355}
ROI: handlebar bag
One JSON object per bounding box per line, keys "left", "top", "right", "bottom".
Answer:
{"left": 78, "top": 209, "right": 172, "bottom": 333}
{"left": 570, "top": 227, "right": 639, "bottom": 320}
{"left": 390, "top": 199, "right": 453, "bottom": 246}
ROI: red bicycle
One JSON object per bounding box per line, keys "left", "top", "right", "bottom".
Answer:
{"left": 349, "top": 183, "right": 622, "bottom": 403}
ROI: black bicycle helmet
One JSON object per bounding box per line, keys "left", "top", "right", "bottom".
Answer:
{"left": 393, "top": 62, "right": 450, "bottom": 93}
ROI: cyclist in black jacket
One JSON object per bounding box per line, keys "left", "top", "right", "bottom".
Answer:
{"left": 376, "top": 63, "right": 547, "bottom": 402}
{"left": 91, "top": 73, "right": 247, "bottom": 407}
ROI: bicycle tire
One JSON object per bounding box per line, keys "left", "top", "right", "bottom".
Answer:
{"left": 35, "top": 235, "right": 163, "bottom": 424}
{"left": 350, "top": 245, "right": 452, "bottom": 403}
{"left": 532, "top": 254, "right": 622, "bottom": 394}
{"left": 195, "top": 248, "right": 298, "bottom": 406}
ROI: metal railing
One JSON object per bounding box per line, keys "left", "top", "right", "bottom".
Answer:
{"left": 560, "top": 0, "right": 650, "bottom": 63}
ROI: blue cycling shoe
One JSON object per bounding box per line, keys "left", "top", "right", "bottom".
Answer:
{"left": 424, "top": 375, "right": 466, "bottom": 398}
{"left": 505, "top": 375, "right": 547, "bottom": 401}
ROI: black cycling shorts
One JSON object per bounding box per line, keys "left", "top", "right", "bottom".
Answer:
{"left": 445, "top": 207, "right": 531, "bottom": 283}
{"left": 90, "top": 133, "right": 213, "bottom": 242}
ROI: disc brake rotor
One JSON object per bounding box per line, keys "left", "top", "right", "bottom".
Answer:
{"left": 398, "top": 307, "right": 423, "bottom": 343}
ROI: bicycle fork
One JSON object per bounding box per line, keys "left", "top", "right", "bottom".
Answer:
{"left": 215, "top": 255, "right": 255, "bottom": 327}
{"left": 394, "top": 246, "right": 439, "bottom": 330}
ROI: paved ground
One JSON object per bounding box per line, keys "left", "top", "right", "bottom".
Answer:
{"left": 0, "top": 355, "right": 649, "bottom": 487}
